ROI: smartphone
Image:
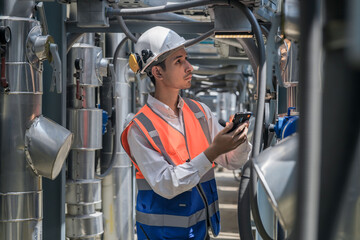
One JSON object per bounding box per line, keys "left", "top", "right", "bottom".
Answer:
{"left": 227, "top": 112, "right": 252, "bottom": 133}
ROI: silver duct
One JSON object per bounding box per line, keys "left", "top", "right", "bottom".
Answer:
{"left": 66, "top": 43, "right": 107, "bottom": 239}
{"left": 102, "top": 33, "right": 134, "bottom": 240}
{"left": 0, "top": 2, "right": 72, "bottom": 239}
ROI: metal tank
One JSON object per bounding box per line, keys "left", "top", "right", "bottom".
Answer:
{"left": 66, "top": 42, "right": 107, "bottom": 240}
{"left": 0, "top": 1, "right": 73, "bottom": 239}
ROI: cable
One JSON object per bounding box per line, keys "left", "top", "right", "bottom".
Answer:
{"left": 238, "top": 161, "right": 254, "bottom": 240}
{"left": 113, "top": 36, "right": 129, "bottom": 73}
{"left": 111, "top": 4, "right": 138, "bottom": 43}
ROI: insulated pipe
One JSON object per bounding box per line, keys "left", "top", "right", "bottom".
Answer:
{"left": 0, "top": 12, "right": 71, "bottom": 240}
{"left": 102, "top": 33, "right": 134, "bottom": 240}
{"left": 66, "top": 44, "right": 105, "bottom": 240}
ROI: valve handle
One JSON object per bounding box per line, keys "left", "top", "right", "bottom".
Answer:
{"left": 36, "top": 2, "right": 49, "bottom": 35}
{"left": 49, "top": 43, "right": 62, "bottom": 93}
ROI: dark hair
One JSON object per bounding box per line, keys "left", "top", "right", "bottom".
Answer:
{"left": 147, "top": 60, "right": 166, "bottom": 86}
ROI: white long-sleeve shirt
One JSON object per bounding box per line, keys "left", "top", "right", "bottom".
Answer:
{"left": 127, "top": 94, "right": 252, "bottom": 199}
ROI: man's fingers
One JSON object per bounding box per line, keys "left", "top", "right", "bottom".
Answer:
{"left": 221, "top": 122, "right": 233, "bottom": 134}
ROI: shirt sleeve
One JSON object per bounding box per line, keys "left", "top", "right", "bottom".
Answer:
{"left": 127, "top": 124, "right": 213, "bottom": 199}
{"left": 199, "top": 102, "right": 252, "bottom": 170}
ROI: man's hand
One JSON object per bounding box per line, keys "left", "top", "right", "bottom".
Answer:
{"left": 204, "top": 121, "right": 249, "bottom": 162}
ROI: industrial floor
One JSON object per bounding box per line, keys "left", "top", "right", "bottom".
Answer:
{"left": 210, "top": 168, "right": 241, "bottom": 240}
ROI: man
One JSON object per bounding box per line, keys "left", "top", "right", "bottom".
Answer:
{"left": 121, "top": 26, "right": 251, "bottom": 240}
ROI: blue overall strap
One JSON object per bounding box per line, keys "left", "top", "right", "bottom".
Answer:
{"left": 133, "top": 112, "right": 175, "bottom": 166}
{"left": 183, "top": 98, "right": 212, "bottom": 144}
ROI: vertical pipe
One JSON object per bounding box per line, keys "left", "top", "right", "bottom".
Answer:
{"left": 294, "top": 0, "right": 323, "bottom": 239}
{"left": 66, "top": 43, "right": 104, "bottom": 239}
{"left": 0, "top": 16, "right": 43, "bottom": 240}
{"left": 102, "top": 33, "right": 134, "bottom": 240}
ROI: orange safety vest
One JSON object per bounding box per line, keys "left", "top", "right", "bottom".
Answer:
{"left": 121, "top": 97, "right": 220, "bottom": 240}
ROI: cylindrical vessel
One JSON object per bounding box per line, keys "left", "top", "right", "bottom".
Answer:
{"left": 0, "top": 16, "right": 43, "bottom": 240}
{"left": 0, "top": 13, "right": 72, "bottom": 239}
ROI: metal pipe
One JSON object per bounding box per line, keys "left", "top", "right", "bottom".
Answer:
{"left": 102, "top": 58, "right": 134, "bottom": 240}
{"left": 294, "top": 0, "right": 322, "bottom": 239}
{"left": 66, "top": 43, "right": 105, "bottom": 239}
{"left": 0, "top": 12, "right": 71, "bottom": 240}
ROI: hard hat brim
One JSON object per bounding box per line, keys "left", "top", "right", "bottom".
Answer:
{"left": 140, "top": 44, "right": 185, "bottom": 74}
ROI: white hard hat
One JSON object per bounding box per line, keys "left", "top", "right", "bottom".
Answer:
{"left": 129, "top": 26, "right": 186, "bottom": 74}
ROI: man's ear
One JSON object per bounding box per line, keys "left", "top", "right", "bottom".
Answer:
{"left": 152, "top": 66, "right": 162, "bottom": 79}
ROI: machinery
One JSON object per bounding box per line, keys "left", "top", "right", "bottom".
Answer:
{"left": 0, "top": 0, "right": 359, "bottom": 239}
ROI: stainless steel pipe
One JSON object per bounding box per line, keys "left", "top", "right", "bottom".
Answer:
{"left": 0, "top": 14, "right": 71, "bottom": 240}
{"left": 66, "top": 43, "right": 106, "bottom": 239}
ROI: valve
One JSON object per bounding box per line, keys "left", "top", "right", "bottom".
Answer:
{"left": 274, "top": 107, "right": 299, "bottom": 139}
{"left": 0, "top": 26, "right": 11, "bottom": 92}
{"left": 73, "top": 58, "right": 83, "bottom": 101}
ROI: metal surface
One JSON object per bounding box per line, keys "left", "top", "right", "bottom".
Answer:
{"left": 65, "top": 212, "right": 103, "bottom": 238}
{"left": 0, "top": 220, "right": 42, "bottom": 240}
{"left": 102, "top": 58, "right": 134, "bottom": 240}
{"left": 0, "top": 191, "right": 42, "bottom": 221}
{"left": 66, "top": 41, "right": 104, "bottom": 239}
{"left": 76, "top": 0, "right": 109, "bottom": 28}
{"left": 0, "top": 14, "right": 70, "bottom": 240}
{"left": 25, "top": 115, "right": 73, "bottom": 180}
{"left": 213, "top": 6, "right": 251, "bottom": 33}
{"left": 67, "top": 109, "right": 103, "bottom": 150}
{"left": 253, "top": 134, "right": 298, "bottom": 234}
{"left": 0, "top": 0, "right": 35, "bottom": 18}
{"left": 333, "top": 134, "right": 360, "bottom": 240}
{"left": 283, "top": 0, "right": 300, "bottom": 40}
{"left": 68, "top": 151, "right": 96, "bottom": 180}
{"left": 66, "top": 179, "right": 102, "bottom": 204}
{"left": 67, "top": 43, "right": 105, "bottom": 86}
{"left": 67, "top": 86, "right": 97, "bottom": 109}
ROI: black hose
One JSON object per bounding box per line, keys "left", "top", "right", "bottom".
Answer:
{"left": 96, "top": 37, "right": 129, "bottom": 179}
{"left": 229, "top": 1, "right": 271, "bottom": 240}
{"left": 111, "top": 4, "right": 138, "bottom": 43}
{"left": 95, "top": 123, "right": 117, "bottom": 179}
{"left": 113, "top": 36, "right": 129, "bottom": 73}
{"left": 237, "top": 161, "right": 254, "bottom": 240}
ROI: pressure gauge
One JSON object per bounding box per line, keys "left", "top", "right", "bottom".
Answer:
{"left": 0, "top": 26, "right": 11, "bottom": 44}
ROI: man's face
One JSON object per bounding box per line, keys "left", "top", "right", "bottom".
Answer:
{"left": 156, "top": 48, "right": 193, "bottom": 90}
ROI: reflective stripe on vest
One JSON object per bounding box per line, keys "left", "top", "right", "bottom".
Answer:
{"left": 183, "top": 98, "right": 212, "bottom": 145}
{"left": 136, "top": 200, "right": 219, "bottom": 228}
{"left": 134, "top": 112, "right": 175, "bottom": 166}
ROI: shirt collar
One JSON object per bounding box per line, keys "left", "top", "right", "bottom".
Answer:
{"left": 147, "top": 94, "right": 184, "bottom": 118}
